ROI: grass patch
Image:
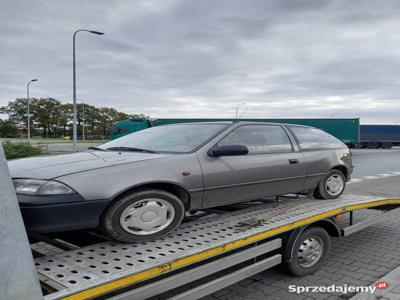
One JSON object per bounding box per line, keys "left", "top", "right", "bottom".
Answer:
{"left": 3, "top": 141, "right": 44, "bottom": 159}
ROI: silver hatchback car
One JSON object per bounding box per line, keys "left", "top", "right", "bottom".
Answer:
{"left": 9, "top": 122, "right": 352, "bottom": 242}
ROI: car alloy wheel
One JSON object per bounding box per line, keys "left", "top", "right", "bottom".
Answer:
{"left": 325, "top": 174, "right": 344, "bottom": 196}
{"left": 119, "top": 198, "right": 175, "bottom": 235}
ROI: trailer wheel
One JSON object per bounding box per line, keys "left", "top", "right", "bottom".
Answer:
{"left": 284, "top": 227, "right": 331, "bottom": 276}
{"left": 381, "top": 143, "right": 393, "bottom": 149}
{"left": 366, "top": 142, "right": 379, "bottom": 149}
{"left": 101, "top": 189, "right": 185, "bottom": 243}
{"left": 354, "top": 143, "right": 365, "bottom": 149}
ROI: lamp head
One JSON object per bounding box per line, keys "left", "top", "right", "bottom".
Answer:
{"left": 89, "top": 30, "right": 105, "bottom": 35}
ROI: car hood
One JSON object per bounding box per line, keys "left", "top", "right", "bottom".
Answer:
{"left": 8, "top": 150, "right": 173, "bottom": 179}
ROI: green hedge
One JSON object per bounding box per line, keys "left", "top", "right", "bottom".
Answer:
{"left": 2, "top": 142, "right": 43, "bottom": 159}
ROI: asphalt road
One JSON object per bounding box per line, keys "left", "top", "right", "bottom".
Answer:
{"left": 344, "top": 149, "right": 400, "bottom": 198}
{"left": 351, "top": 148, "right": 400, "bottom": 178}
{"left": 348, "top": 148, "right": 400, "bottom": 191}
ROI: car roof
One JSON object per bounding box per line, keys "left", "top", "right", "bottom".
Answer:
{"left": 234, "top": 121, "right": 311, "bottom": 127}
{"left": 162, "top": 121, "right": 312, "bottom": 128}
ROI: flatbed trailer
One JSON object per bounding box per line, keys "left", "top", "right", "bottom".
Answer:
{"left": 31, "top": 195, "right": 400, "bottom": 300}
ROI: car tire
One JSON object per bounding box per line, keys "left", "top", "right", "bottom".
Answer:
{"left": 314, "top": 169, "right": 346, "bottom": 200}
{"left": 284, "top": 227, "right": 331, "bottom": 276}
{"left": 101, "top": 189, "right": 185, "bottom": 243}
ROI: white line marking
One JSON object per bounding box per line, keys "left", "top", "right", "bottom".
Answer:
{"left": 378, "top": 174, "right": 392, "bottom": 177}
{"left": 348, "top": 179, "right": 363, "bottom": 185}
{"left": 391, "top": 172, "right": 400, "bottom": 175}
{"left": 350, "top": 179, "right": 363, "bottom": 182}
{"left": 363, "top": 176, "right": 379, "bottom": 179}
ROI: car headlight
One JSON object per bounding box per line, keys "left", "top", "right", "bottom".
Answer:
{"left": 13, "top": 179, "right": 76, "bottom": 195}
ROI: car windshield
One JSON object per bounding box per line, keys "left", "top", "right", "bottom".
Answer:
{"left": 99, "top": 124, "right": 228, "bottom": 153}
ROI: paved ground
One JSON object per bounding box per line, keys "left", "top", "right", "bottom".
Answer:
{"left": 351, "top": 265, "right": 400, "bottom": 300}
{"left": 202, "top": 175, "right": 400, "bottom": 300}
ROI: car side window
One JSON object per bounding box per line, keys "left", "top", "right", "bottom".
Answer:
{"left": 218, "top": 125, "right": 293, "bottom": 154}
{"left": 289, "top": 126, "right": 345, "bottom": 150}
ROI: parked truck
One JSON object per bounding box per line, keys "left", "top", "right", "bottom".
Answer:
{"left": 357, "top": 125, "right": 400, "bottom": 149}
{"left": 111, "top": 118, "right": 360, "bottom": 146}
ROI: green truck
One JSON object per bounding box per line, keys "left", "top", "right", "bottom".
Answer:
{"left": 111, "top": 118, "right": 360, "bottom": 146}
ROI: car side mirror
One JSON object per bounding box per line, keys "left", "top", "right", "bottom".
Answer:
{"left": 208, "top": 145, "right": 249, "bottom": 157}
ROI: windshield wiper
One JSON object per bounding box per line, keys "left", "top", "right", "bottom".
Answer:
{"left": 88, "top": 146, "right": 108, "bottom": 151}
{"left": 106, "top": 147, "right": 158, "bottom": 154}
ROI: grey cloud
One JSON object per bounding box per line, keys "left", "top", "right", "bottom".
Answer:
{"left": 1, "top": 0, "right": 400, "bottom": 123}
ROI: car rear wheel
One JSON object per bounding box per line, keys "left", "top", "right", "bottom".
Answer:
{"left": 314, "top": 170, "right": 346, "bottom": 200}
{"left": 101, "top": 189, "right": 185, "bottom": 243}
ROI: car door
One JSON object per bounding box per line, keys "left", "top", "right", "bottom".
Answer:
{"left": 198, "top": 124, "right": 308, "bottom": 208}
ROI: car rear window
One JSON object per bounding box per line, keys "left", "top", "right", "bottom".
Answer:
{"left": 289, "top": 126, "right": 346, "bottom": 150}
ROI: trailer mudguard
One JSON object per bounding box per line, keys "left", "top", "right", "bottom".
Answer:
{"left": 282, "top": 218, "right": 341, "bottom": 262}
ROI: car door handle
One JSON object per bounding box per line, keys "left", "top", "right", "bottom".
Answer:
{"left": 289, "top": 159, "right": 299, "bottom": 164}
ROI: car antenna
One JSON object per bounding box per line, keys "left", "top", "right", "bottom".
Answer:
{"left": 234, "top": 103, "right": 248, "bottom": 122}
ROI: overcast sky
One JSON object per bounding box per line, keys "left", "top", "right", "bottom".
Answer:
{"left": 1, "top": 0, "right": 400, "bottom": 123}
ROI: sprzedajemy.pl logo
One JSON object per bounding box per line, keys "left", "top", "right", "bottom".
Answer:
{"left": 288, "top": 282, "right": 389, "bottom": 294}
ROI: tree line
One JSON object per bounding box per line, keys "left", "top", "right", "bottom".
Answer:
{"left": 0, "top": 98, "right": 147, "bottom": 139}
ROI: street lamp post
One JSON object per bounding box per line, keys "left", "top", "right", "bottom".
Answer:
{"left": 80, "top": 100, "right": 86, "bottom": 141}
{"left": 26, "top": 79, "right": 38, "bottom": 144}
{"left": 73, "top": 29, "right": 104, "bottom": 151}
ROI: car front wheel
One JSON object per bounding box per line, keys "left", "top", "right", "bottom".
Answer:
{"left": 101, "top": 189, "right": 185, "bottom": 243}
{"left": 314, "top": 170, "right": 346, "bottom": 200}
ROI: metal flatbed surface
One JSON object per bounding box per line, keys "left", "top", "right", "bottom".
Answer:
{"left": 35, "top": 194, "right": 400, "bottom": 300}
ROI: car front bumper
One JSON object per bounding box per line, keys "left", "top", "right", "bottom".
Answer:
{"left": 347, "top": 165, "right": 354, "bottom": 181}
{"left": 18, "top": 194, "right": 111, "bottom": 233}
